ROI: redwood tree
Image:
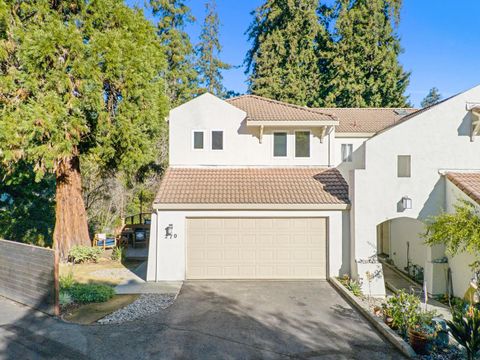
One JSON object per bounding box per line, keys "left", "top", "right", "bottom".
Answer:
{"left": 0, "top": 0, "right": 168, "bottom": 258}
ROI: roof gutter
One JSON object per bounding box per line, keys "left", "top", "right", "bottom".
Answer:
{"left": 152, "top": 203, "right": 350, "bottom": 211}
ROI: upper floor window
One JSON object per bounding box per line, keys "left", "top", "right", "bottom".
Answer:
{"left": 295, "top": 131, "right": 310, "bottom": 158}
{"left": 212, "top": 130, "right": 223, "bottom": 150}
{"left": 397, "top": 155, "right": 411, "bottom": 177}
{"left": 341, "top": 144, "right": 353, "bottom": 162}
{"left": 193, "top": 131, "right": 204, "bottom": 150}
{"left": 273, "top": 132, "right": 287, "bottom": 157}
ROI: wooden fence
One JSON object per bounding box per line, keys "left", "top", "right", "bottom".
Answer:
{"left": 0, "top": 239, "right": 59, "bottom": 315}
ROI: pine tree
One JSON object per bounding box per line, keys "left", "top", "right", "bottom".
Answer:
{"left": 0, "top": 0, "right": 168, "bottom": 258}
{"left": 245, "top": 0, "right": 328, "bottom": 106}
{"left": 322, "top": 0, "right": 410, "bottom": 107}
{"left": 150, "top": 0, "right": 198, "bottom": 106}
{"left": 421, "top": 87, "right": 442, "bottom": 108}
{"left": 196, "top": 0, "right": 231, "bottom": 97}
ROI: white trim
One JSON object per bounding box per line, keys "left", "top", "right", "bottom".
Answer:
{"left": 153, "top": 203, "right": 350, "bottom": 210}
{"left": 191, "top": 130, "right": 205, "bottom": 150}
{"left": 247, "top": 120, "right": 339, "bottom": 127}
{"left": 335, "top": 132, "right": 375, "bottom": 138}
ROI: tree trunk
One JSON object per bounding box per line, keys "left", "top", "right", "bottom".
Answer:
{"left": 53, "top": 156, "right": 91, "bottom": 260}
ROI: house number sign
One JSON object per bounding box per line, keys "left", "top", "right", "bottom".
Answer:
{"left": 164, "top": 224, "right": 177, "bottom": 239}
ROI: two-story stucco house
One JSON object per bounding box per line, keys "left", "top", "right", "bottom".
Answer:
{"left": 146, "top": 85, "right": 480, "bottom": 297}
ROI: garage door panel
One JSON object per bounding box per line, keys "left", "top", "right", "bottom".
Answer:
{"left": 187, "top": 218, "right": 326, "bottom": 279}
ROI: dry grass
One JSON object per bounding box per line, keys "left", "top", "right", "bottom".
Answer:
{"left": 60, "top": 255, "right": 143, "bottom": 287}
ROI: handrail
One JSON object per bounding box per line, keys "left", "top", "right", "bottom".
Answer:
{"left": 124, "top": 212, "right": 151, "bottom": 225}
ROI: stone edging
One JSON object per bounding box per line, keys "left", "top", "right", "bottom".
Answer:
{"left": 329, "top": 277, "right": 417, "bottom": 359}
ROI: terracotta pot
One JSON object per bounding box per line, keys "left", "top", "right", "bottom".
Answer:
{"left": 384, "top": 316, "right": 396, "bottom": 329}
{"left": 408, "top": 328, "right": 431, "bottom": 355}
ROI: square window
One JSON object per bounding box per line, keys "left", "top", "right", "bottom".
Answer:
{"left": 273, "top": 132, "right": 287, "bottom": 157}
{"left": 193, "top": 131, "right": 204, "bottom": 149}
{"left": 212, "top": 131, "right": 223, "bottom": 150}
{"left": 341, "top": 144, "right": 353, "bottom": 162}
{"left": 397, "top": 155, "right": 411, "bottom": 177}
{"left": 295, "top": 131, "right": 310, "bottom": 158}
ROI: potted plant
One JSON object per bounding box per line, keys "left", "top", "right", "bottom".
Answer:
{"left": 407, "top": 310, "right": 437, "bottom": 355}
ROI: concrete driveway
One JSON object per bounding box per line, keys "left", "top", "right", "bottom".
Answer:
{"left": 0, "top": 281, "right": 403, "bottom": 359}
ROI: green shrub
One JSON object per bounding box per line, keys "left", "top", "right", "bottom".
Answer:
{"left": 339, "top": 274, "right": 363, "bottom": 297}
{"left": 111, "top": 246, "right": 125, "bottom": 262}
{"left": 383, "top": 290, "right": 421, "bottom": 335}
{"left": 447, "top": 304, "right": 480, "bottom": 360}
{"left": 68, "top": 283, "right": 115, "bottom": 304}
{"left": 68, "top": 245, "right": 103, "bottom": 264}
{"left": 59, "top": 272, "right": 75, "bottom": 290}
{"left": 59, "top": 291, "right": 73, "bottom": 307}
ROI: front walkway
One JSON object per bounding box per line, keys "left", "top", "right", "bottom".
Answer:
{"left": 382, "top": 263, "right": 451, "bottom": 319}
{"left": 0, "top": 281, "right": 405, "bottom": 359}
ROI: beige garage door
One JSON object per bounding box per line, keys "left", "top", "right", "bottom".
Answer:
{"left": 186, "top": 217, "right": 327, "bottom": 279}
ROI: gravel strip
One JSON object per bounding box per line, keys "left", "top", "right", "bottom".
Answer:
{"left": 98, "top": 293, "right": 176, "bottom": 324}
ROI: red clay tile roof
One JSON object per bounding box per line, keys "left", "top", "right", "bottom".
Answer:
{"left": 446, "top": 172, "right": 480, "bottom": 205}
{"left": 317, "top": 108, "right": 417, "bottom": 133}
{"left": 226, "top": 95, "right": 335, "bottom": 122}
{"left": 154, "top": 167, "right": 349, "bottom": 205}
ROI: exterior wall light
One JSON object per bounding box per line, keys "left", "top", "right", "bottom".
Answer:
{"left": 402, "top": 196, "right": 412, "bottom": 210}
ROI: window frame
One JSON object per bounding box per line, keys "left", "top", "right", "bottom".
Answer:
{"left": 397, "top": 155, "right": 411, "bottom": 178}
{"left": 341, "top": 143, "right": 353, "bottom": 163}
{"left": 211, "top": 130, "right": 224, "bottom": 150}
{"left": 294, "top": 130, "right": 311, "bottom": 158}
{"left": 192, "top": 130, "right": 205, "bottom": 150}
{"left": 272, "top": 131, "right": 288, "bottom": 158}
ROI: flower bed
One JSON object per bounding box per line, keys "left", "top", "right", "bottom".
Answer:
{"left": 334, "top": 275, "right": 464, "bottom": 359}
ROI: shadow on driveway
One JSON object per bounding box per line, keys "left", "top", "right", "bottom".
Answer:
{"left": 0, "top": 281, "right": 404, "bottom": 359}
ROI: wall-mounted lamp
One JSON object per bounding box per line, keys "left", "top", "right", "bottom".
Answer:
{"left": 402, "top": 196, "right": 412, "bottom": 210}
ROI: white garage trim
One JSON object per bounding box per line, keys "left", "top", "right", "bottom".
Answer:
{"left": 146, "top": 210, "right": 347, "bottom": 282}
{"left": 185, "top": 217, "right": 328, "bottom": 280}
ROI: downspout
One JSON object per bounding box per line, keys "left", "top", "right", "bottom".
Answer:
{"left": 155, "top": 209, "right": 159, "bottom": 282}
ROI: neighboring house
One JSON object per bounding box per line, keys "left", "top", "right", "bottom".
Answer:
{"left": 146, "top": 87, "right": 480, "bottom": 297}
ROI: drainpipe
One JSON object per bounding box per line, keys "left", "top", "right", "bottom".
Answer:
{"left": 155, "top": 209, "right": 159, "bottom": 282}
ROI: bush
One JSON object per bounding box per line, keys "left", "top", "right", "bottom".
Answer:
{"left": 383, "top": 290, "right": 421, "bottom": 335}
{"left": 68, "top": 283, "right": 115, "bottom": 304}
{"left": 339, "top": 274, "right": 363, "bottom": 297}
{"left": 59, "top": 291, "right": 73, "bottom": 307}
{"left": 111, "top": 246, "right": 125, "bottom": 262}
{"left": 68, "top": 245, "right": 103, "bottom": 264}
{"left": 59, "top": 272, "right": 75, "bottom": 290}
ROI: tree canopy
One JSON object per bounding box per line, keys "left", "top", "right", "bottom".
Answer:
{"left": 0, "top": 0, "right": 169, "bottom": 256}
{"left": 245, "top": 0, "right": 411, "bottom": 107}
{"left": 151, "top": 0, "right": 198, "bottom": 106}
{"left": 245, "top": 0, "right": 327, "bottom": 106}
{"left": 421, "top": 87, "right": 442, "bottom": 108}
{"left": 196, "top": 0, "right": 231, "bottom": 97}
{"left": 423, "top": 200, "right": 480, "bottom": 257}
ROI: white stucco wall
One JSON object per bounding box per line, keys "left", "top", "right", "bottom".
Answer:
{"left": 334, "top": 137, "right": 367, "bottom": 184}
{"left": 169, "top": 93, "right": 336, "bottom": 167}
{"left": 147, "top": 209, "right": 349, "bottom": 281}
{"left": 446, "top": 178, "right": 478, "bottom": 297}
{"left": 351, "top": 85, "right": 480, "bottom": 295}
{"left": 388, "top": 218, "right": 427, "bottom": 272}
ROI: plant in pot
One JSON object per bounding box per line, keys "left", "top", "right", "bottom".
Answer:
{"left": 382, "top": 290, "right": 420, "bottom": 334}
{"left": 407, "top": 310, "right": 437, "bottom": 355}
